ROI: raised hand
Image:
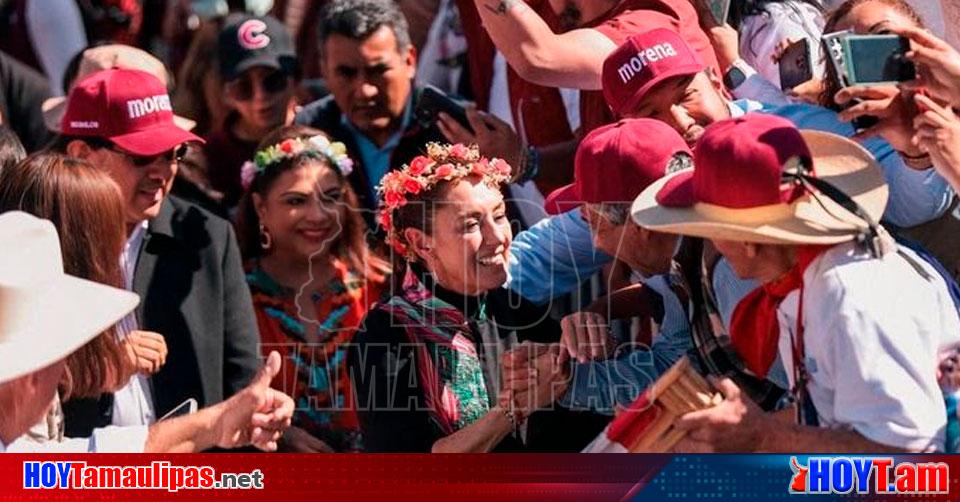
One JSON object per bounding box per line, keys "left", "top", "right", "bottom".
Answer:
{"left": 213, "top": 351, "right": 294, "bottom": 451}
{"left": 436, "top": 105, "right": 523, "bottom": 170}
{"left": 896, "top": 26, "right": 960, "bottom": 105}
{"left": 122, "top": 330, "right": 168, "bottom": 376}
{"left": 913, "top": 93, "right": 960, "bottom": 190}
{"left": 836, "top": 85, "right": 926, "bottom": 158}
{"left": 559, "top": 311, "right": 616, "bottom": 363}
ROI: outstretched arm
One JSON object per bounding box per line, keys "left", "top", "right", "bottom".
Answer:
{"left": 471, "top": 0, "right": 615, "bottom": 89}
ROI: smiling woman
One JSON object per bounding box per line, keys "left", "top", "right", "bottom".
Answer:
{"left": 346, "top": 143, "right": 590, "bottom": 453}
{"left": 234, "top": 124, "right": 388, "bottom": 452}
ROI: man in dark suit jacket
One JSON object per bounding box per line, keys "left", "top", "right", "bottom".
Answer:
{"left": 295, "top": 0, "right": 446, "bottom": 220}
{"left": 134, "top": 197, "right": 259, "bottom": 414}
{"left": 51, "top": 68, "right": 259, "bottom": 436}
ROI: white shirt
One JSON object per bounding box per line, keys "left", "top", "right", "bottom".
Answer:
{"left": 739, "top": 1, "right": 825, "bottom": 89}
{"left": 5, "top": 426, "right": 148, "bottom": 453}
{"left": 112, "top": 221, "right": 156, "bottom": 426}
{"left": 776, "top": 242, "right": 960, "bottom": 451}
{"left": 4, "top": 394, "right": 148, "bottom": 453}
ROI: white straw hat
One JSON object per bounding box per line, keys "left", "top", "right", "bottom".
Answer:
{"left": 0, "top": 211, "right": 139, "bottom": 383}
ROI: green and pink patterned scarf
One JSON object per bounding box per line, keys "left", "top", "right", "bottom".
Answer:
{"left": 379, "top": 267, "right": 490, "bottom": 435}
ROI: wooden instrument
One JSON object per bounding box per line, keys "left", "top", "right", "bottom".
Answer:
{"left": 624, "top": 356, "right": 723, "bottom": 452}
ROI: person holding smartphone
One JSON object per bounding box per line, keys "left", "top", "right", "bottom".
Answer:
{"left": 820, "top": 0, "right": 960, "bottom": 281}
{"left": 690, "top": 0, "right": 826, "bottom": 105}
{"left": 895, "top": 27, "right": 960, "bottom": 199}
{"left": 727, "top": 0, "right": 825, "bottom": 90}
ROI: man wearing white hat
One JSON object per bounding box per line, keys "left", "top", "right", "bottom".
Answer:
{"left": 632, "top": 114, "right": 960, "bottom": 452}
{"left": 0, "top": 211, "right": 293, "bottom": 452}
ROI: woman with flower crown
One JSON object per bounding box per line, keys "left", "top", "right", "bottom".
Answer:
{"left": 347, "top": 142, "right": 581, "bottom": 453}
{"left": 235, "top": 125, "right": 390, "bottom": 452}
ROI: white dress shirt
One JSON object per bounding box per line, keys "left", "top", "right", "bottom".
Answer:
{"left": 111, "top": 221, "right": 156, "bottom": 426}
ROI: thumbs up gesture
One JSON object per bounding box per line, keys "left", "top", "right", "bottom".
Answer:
{"left": 212, "top": 351, "right": 294, "bottom": 451}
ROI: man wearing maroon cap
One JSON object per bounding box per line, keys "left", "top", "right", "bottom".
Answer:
{"left": 475, "top": 0, "right": 717, "bottom": 132}
{"left": 543, "top": 118, "right": 690, "bottom": 279}
{"left": 48, "top": 68, "right": 260, "bottom": 437}
{"left": 542, "top": 118, "right": 696, "bottom": 413}
{"left": 633, "top": 114, "right": 960, "bottom": 452}
{"left": 600, "top": 28, "right": 952, "bottom": 231}
{"left": 519, "top": 117, "right": 782, "bottom": 414}
{"left": 468, "top": 0, "right": 719, "bottom": 134}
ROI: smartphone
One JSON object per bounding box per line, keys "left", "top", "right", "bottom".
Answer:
{"left": 415, "top": 85, "right": 474, "bottom": 134}
{"left": 707, "top": 0, "right": 731, "bottom": 25}
{"left": 778, "top": 38, "right": 813, "bottom": 90}
{"left": 822, "top": 30, "right": 879, "bottom": 132}
{"left": 821, "top": 29, "right": 851, "bottom": 86}
{"left": 159, "top": 398, "right": 198, "bottom": 421}
{"left": 842, "top": 34, "right": 916, "bottom": 85}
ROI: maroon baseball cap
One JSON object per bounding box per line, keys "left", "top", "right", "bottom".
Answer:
{"left": 60, "top": 69, "right": 202, "bottom": 156}
{"left": 543, "top": 118, "right": 691, "bottom": 215}
{"left": 602, "top": 28, "right": 705, "bottom": 117}
{"left": 655, "top": 114, "right": 811, "bottom": 210}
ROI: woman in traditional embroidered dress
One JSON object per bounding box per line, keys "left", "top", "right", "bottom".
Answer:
{"left": 236, "top": 125, "right": 389, "bottom": 452}
{"left": 348, "top": 143, "right": 583, "bottom": 453}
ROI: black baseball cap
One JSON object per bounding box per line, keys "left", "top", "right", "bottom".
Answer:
{"left": 218, "top": 13, "right": 299, "bottom": 81}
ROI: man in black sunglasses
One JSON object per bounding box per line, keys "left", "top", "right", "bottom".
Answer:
{"left": 46, "top": 68, "right": 261, "bottom": 441}
{"left": 204, "top": 13, "right": 300, "bottom": 209}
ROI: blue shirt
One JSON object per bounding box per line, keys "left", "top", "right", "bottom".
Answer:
{"left": 732, "top": 99, "right": 954, "bottom": 228}
{"left": 340, "top": 97, "right": 414, "bottom": 203}
{"left": 506, "top": 207, "right": 610, "bottom": 305}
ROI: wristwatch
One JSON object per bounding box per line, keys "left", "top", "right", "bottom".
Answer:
{"left": 723, "top": 59, "right": 751, "bottom": 91}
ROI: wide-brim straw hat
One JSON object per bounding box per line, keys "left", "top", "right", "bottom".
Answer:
{"left": 631, "top": 116, "right": 888, "bottom": 245}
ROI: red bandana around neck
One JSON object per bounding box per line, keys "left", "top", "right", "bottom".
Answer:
{"left": 729, "top": 245, "right": 831, "bottom": 378}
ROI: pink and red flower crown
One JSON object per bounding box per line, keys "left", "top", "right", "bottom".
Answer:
{"left": 377, "top": 143, "right": 512, "bottom": 257}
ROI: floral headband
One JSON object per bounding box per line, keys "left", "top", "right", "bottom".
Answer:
{"left": 240, "top": 135, "right": 354, "bottom": 190}
{"left": 377, "top": 143, "right": 512, "bottom": 258}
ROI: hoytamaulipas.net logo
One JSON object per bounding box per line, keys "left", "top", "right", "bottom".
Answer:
{"left": 23, "top": 461, "right": 264, "bottom": 492}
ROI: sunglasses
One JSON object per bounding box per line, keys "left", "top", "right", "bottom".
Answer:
{"left": 109, "top": 144, "right": 189, "bottom": 167}
{"left": 225, "top": 70, "right": 291, "bottom": 101}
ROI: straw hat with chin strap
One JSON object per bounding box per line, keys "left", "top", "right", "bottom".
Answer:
{"left": 0, "top": 211, "right": 139, "bottom": 384}
{"left": 631, "top": 113, "right": 889, "bottom": 245}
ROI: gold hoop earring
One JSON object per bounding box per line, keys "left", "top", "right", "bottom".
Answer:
{"left": 259, "top": 223, "right": 272, "bottom": 250}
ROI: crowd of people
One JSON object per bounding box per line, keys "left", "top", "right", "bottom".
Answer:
{"left": 1, "top": 0, "right": 960, "bottom": 454}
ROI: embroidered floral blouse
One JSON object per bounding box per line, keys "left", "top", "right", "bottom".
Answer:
{"left": 247, "top": 260, "right": 383, "bottom": 452}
